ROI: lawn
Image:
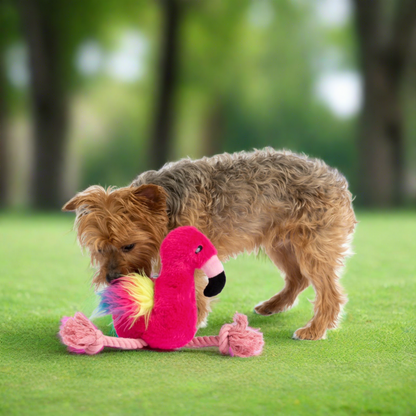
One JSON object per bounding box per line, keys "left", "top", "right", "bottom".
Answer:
{"left": 0, "top": 211, "right": 415, "bottom": 416}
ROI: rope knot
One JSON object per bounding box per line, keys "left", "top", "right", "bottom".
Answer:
{"left": 59, "top": 312, "right": 105, "bottom": 355}
{"left": 218, "top": 313, "right": 264, "bottom": 357}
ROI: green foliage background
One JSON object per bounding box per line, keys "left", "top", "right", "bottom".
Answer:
{"left": 3, "top": 0, "right": 370, "bottom": 205}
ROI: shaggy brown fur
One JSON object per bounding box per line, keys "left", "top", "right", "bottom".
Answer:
{"left": 63, "top": 148, "right": 356, "bottom": 340}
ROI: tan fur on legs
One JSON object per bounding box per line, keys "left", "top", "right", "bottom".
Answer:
{"left": 194, "top": 269, "right": 215, "bottom": 327}
{"left": 255, "top": 244, "right": 309, "bottom": 315}
{"left": 292, "top": 275, "right": 346, "bottom": 341}
{"left": 290, "top": 205, "right": 353, "bottom": 340}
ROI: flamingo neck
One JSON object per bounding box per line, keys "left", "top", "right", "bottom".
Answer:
{"left": 154, "top": 263, "right": 196, "bottom": 296}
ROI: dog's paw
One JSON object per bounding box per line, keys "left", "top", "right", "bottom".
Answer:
{"left": 197, "top": 316, "right": 208, "bottom": 329}
{"left": 292, "top": 326, "right": 326, "bottom": 341}
{"left": 254, "top": 301, "right": 277, "bottom": 316}
{"left": 254, "top": 298, "right": 298, "bottom": 316}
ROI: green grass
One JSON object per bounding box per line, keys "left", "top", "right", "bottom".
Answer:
{"left": 1, "top": 212, "right": 415, "bottom": 416}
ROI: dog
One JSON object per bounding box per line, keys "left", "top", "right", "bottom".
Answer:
{"left": 63, "top": 148, "right": 356, "bottom": 340}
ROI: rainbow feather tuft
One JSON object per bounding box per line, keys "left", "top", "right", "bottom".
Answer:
{"left": 93, "top": 273, "right": 155, "bottom": 329}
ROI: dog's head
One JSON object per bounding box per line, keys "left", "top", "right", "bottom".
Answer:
{"left": 63, "top": 185, "right": 169, "bottom": 288}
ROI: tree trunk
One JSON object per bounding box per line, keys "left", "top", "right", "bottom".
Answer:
{"left": 0, "top": 48, "right": 8, "bottom": 208}
{"left": 358, "top": 54, "right": 405, "bottom": 206}
{"left": 203, "top": 99, "right": 225, "bottom": 157}
{"left": 18, "top": 0, "right": 68, "bottom": 210}
{"left": 353, "top": 0, "right": 416, "bottom": 206}
{"left": 149, "top": 0, "right": 182, "bottom": 170}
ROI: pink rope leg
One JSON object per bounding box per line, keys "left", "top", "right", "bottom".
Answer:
{"left": 184, "top": 336, "right": 220, "bottom": 348}
{"left": 183, "top": 313, "right": 264, "bottom": 357}
{"left": 59, "top": 312, "right": 147, "bottom": 355}
{"left": 102, "top": 335, "right": 147, "bottom": 351}
{"left": 184, "top": 334, "right": 232, "bottom": 355}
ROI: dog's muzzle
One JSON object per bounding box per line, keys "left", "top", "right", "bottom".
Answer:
{"left": 106, "top": 272, "right": 122, "bottom": 284}
{"left": 201, "top": 255, "right": 226, "bottom": 297}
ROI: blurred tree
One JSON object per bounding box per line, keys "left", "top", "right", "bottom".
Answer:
{"left": 0, "top": 49, "right": 7, "bottom": 209}
{"left": 17, "top": 0, "right": 144, "bottom": 208}
{"left": 177, "top": 0, "right": 358, "bottom": 189}
{"left": 202, "top": 101, "right": 225, "bottom": 157}
{"left": 18, "top": 0, "right": 69, "bottom": 210}
{"left": 2, "top": 0, "right": 366, "bottom": 207}
{"left": 177, "top": 0, "right": 357, "bottom": 182}
{"left": 0, "top": 0, "right": 19, "bottom": 208}
{"left": 149, "top": 0, "right": 182, "bottom": 170}
{"left": 353, "top": 0, "right": 416, "bottom": 206}
{"left": 180, "top": 0, "right": 249, "bottom": 158}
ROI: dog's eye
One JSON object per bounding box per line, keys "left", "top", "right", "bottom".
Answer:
{"left": 122, "top": 244, "right": 135, "bottom": 253}
{"left": 195, "top": 245, "right": 203, "bottom": 254}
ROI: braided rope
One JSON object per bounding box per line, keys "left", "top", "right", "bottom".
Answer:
{"left": 218, "top": 324, "right": 231, "bottom": 355}
{"left": 182, "top": 314, "right": 263, "bottom": 357}
{"left": 183, "top": 325, "right": 232, "bottom": 356}
{"left": 103, "top": 335, "right": 148, "bottom": 350}
{"left": 60, "top": 313, "right": 148, "bottom": 355}
{"left": 83, "top": 329, "right": 105, "bottom": 355}
{"left": 183, "top": 335, "right": 219, "bottom": 349}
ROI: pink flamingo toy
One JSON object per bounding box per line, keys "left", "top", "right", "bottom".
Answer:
{"left": 60, "top": 226, "right": 264, "bottom": 357}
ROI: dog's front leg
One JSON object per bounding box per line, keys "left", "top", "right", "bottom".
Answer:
{"left": 194, "top": 269, "right": 215, "bottom": 328}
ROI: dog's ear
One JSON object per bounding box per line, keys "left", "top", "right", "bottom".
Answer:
{"left": 62, "top": 185, "right": 106, "bottom": 212}
{"left": 130, "top": 185, "right": 167, "bottom": 211}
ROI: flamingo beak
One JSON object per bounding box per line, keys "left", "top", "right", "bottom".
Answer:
{"left": 201, "top": 255, "right": 226, "bottom": 297}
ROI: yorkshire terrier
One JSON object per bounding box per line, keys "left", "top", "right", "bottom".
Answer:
{"left": 63, "top": 148, "right": 356, "bottom": 340}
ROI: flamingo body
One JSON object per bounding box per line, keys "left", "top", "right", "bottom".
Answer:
{"left": 96, "top": 226, "right": 222, "bottom": 350}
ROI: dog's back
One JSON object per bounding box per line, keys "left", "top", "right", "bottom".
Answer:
{"left": 132, "top": 147, "right": 353, "bottom": 235}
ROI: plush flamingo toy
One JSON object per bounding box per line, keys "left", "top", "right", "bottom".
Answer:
{"left": 60, "top": 226, "right": 264, "bottom": 357}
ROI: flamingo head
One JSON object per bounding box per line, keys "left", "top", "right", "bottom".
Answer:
{"left": 160, "top": 226, "right": 226, "bottom": 297}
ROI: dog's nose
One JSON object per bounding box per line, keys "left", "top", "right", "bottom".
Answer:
{"left": 106, "top": 272, "right": 122, "bottom": 284}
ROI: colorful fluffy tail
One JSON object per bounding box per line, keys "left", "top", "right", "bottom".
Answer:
{"left": 59, "top": 312, "right": 263, "bottom": 357}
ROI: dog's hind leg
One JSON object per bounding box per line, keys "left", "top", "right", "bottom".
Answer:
{"left": 254, "top": 244, "right": 309, "bottom": 316}
{"left": 291, "top": 226, "right": 351, "bottom": 341}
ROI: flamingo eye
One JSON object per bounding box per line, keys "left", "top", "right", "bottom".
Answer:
{"left": 195, "top": 245, "right": 203, "bottom": 254}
